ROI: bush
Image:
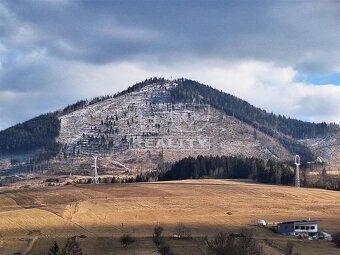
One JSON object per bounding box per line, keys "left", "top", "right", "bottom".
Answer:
{"left": 159, "top": 245, "right": 172, "bottom": 255}
{"left": 62, "top": 237, "right": 82, "bottom": 255}
{"left": 152, "top": 225, "right": 174, "bottom": 255}
{"left": 120, "top": 234, "right": 135, "bottom": 248}
{"left": 207, "top": 229, "right": 262, "bottom": 255}
{"left": 48, "top": 241, "right": 59, "bottom": 255}
{"left": 154, "top": 226, "right": 164, "bottom": 238}
{"left": 285, "top": 241, "right": 294, "bottom": 254}
{"left": 45, "top": 178, "right": 59, "bottom": 183}
{"left": 238, "top": 229, "right": 262, "bottom": 255}
{"left": 333, "top": 232, "right": 340, "bottom": 248}
{"left": 153, "top": 225, "right": 164, "bottom": 246}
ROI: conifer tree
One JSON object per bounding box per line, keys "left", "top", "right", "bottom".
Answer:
{"left": 48, "top": 241, "right": 59, "bottom": 255}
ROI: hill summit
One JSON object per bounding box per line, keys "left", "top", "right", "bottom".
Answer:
{"left": 0, "top": 78, "right": 339, "bottom": 176}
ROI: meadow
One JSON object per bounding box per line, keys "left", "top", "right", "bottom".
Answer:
{"left": 0, "top": 179, "right": 339, "bottom": 254}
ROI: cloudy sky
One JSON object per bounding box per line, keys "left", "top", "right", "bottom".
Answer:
{"left": 1, "top": 0, "right": 340, "bottom": 130}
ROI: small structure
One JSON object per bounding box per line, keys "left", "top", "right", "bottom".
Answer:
{"left": 172, "top": 223, "right": 192, "bottom": 239}
{"left": 257, "top": 219, "right": 267, "bottom": 226}
{"left": 277, "top": 220, "right": 319, "bottom": 238}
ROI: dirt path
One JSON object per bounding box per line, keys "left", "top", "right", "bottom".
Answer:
{"left": 23, "top": 236, "right": 39, "bottom": 255}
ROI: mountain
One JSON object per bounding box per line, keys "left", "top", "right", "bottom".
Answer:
{"left": 0, "top": 78, "right": 339, "bottom": 177}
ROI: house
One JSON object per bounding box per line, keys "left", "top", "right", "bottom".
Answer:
{"left": 277, "top": 220, "right": 319, "bottom": 237}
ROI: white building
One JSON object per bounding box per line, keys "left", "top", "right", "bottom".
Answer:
{"left": 277, "top": 220, "right": 319, "bottom": 237}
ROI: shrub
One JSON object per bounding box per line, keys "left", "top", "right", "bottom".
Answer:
{"left": 48, "top": 241, "right": 59, "bottom": 255}
{"left": 285, "top": 241, "right": 294, "bottom": 255}
{"left": 237, "top": 229, "right": 262, "bottom": 255}
{"left": 153, "top": 225, "right": 164, "bottom": 246}
{"left": 120, "top": 234, "right": 135, "bottom": 248}
{"left": 207, "top": 229, "right": 262, "bottom": 255}
{"left": 333, "top": 232, "right": 340, "bottom": 248}
{"left": 152, "top": 225, "right": 174, "bottom": 255}
{"left": 154, "top": 226, "right": 164, "bottom": 238}
{"left": 159, "top": 245, "right": 172, "bottom": 255}
{"left": 62, "top": 237, "right": 82, "bottom": 255}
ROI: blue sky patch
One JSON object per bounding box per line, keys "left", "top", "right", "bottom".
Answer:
{"left": 295, "top": 73, "right": 340, "bottom": 86}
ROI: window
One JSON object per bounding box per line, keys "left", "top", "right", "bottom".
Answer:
{"left": 311, "top": 226, "right": 315, "bottom": 230}
{"left": 300, "top": 226, "right": 305, "bottom": 230}
{"left": 295, "top": 226, "right": 299, "bottom": 230}
{"left": 306, "top": 226, "right": 310, "bottom": 230}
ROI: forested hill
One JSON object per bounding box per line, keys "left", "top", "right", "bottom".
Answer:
{"left": 0, "top": 77, "right": 338, "bottom": 158}
{"left": 0, "top": 113, "right": 61, "bottom": 156}
{"left": 0, "top": 78, "right": 164, "bottom": 156}
{"left": 171, "top": 78, "right": 339, "bottom": 140}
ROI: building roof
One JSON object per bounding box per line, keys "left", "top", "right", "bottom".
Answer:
{"left": 279, "top": 220, "right": 320, "bottom": 225}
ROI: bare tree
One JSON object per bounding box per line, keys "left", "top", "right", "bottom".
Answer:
{"left": 207, "top": 229, "right": 262, "bottom": 255}
{"left": 207, "top": 232, "right": 238, "bottom": 255}
{"left": 237, "top": 229, "right": 262, "bottom": 255}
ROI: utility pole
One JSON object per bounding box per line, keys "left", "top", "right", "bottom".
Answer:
{"left": 295, "top": 155, "right": 301, "bottom": 187}
{"left": 92, "top": 155, "right": 99, "bottom": 184}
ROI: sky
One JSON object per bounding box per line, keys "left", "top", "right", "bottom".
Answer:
{"left": 0, "top": 0, "right": 340, "bottom": 131}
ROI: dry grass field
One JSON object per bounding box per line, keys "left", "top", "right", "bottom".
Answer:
{"left": 0, "top": 179, "right": 339, "bottom": 254}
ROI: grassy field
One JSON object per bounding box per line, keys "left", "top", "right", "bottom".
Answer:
{"left": 0, "top": 179, "right": 339, "bottom": 254}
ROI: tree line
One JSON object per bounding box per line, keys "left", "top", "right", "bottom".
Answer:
{"left": 47, "top": 224, "right": 265, "bottom": 255}
{"left": 0, "top": 113, "right": 61, "bottom": 158}
{"left": 159, "top": 155, "right": 295, "bottom": 186}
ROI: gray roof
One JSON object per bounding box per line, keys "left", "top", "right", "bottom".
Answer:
{"left": 279, "top": 220, "right": 319, "bottom": 225}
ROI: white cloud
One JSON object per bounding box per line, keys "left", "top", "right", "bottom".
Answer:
{"left": 116, "top": 59, "right": 340, "bottom": 123}
{"left": 65, "top": 59, "right": 340, "bottom": 123}
{"left": 1, "top": 1, "right": 340, "bottom": 130}
{"left": 174, "top": 60, "right": 340, "bottom": 123}
{"left": 1, "top": 57, "right": 340, "bottom": 131}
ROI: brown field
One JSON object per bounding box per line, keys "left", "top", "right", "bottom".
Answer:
{"left": 0, "top": 179, "right": 340, "bottom": 254}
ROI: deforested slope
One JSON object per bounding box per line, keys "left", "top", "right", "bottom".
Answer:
{"left": 0, "top": 78, "right": 338, "bottom": 173}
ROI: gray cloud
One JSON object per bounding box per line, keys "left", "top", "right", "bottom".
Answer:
{"left": 2, "top": 0, "right": 340, "bottom": 69}
{"left": 0, "top": 0, "right": 340, "bottom": 130}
